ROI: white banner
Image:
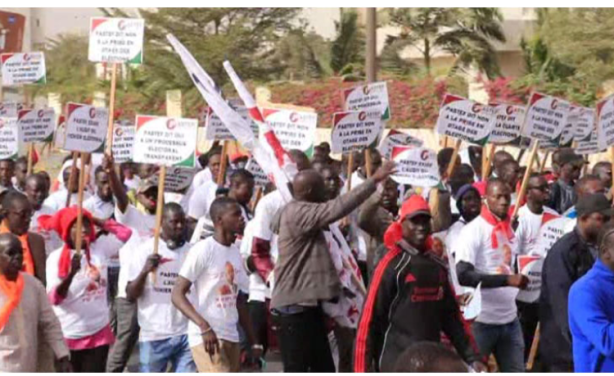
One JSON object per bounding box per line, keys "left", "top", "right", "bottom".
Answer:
{"left": 532, "top": 216, "right": 568, "bottom": 257}
{"left": 245, "top": 158, "right": 269, "bottom": 188}
{"left": 63, "top": 103, "right": 108, "bottom": 153}
{"left": 17, "top": 108, "right": 55, "bottom": 143}
{"left": 111, "top": 123, "right": 135, "bottom": 163}
{"left": 391, "top": 146, "right": 440, "bottom": 187}
{"left": 88, "top": 17, "right": 145, "bottom": 64}
{"left": 331, "top": 110, "right": 382, "bottom": 154}
{"left": 597, "top": 94, "right": 614, "bottom": 148}
{"left": 577, "top": 129, "right": 605, "bottom": 155}
{"left": 522, "top": 92, "right": 570, "bottom": 142}
{"left": 1, "top": 52, "right": 46, "bottom": 86}
{"left": 435, "top": 94, "right": 494, "bottom": 145}
{"left": 0, "top": 118, "right": 19, "bottom": 159}
{"left": 516, "top": 255, "right": 544, "bottom": 303}
{"left": 342, "top": 81, "right": 391, "bottom": 120}
{"left": 261, "top": 108, "right": 317, "bottom": 154}
{"left": 133, "top": 115, "right": 197, "bottom": 168}
{"left": 489, "top": 104, "right": 525, "bottom": 145}
{"left": 559, "top": 106, "right": 578, "bottom": 147}
{"left": 204, "top": 99, "right": 258, "bottom": 141}
{"left": 156, "top": 166, "right": 197, "bottom": 193}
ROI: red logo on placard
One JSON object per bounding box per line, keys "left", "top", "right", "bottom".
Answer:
{"left": 420, "top": 150, "right": 429, "bottom": 161}
{"left": 167, "top": 119, "right": 177, "bottom": 130}
{"left": 551, "top": 99, "right": 558, "bottom": 110}
{"left": 363, "top": 85, "right": 371, "bottom": 95}
{"left": 22, "top": 53, "right": 30, "bottom": 62}
{"left": 89, "top": 108, "right": 96, "bottom": 119}
{"left": 358, "top": 111, "right": 367, "bottom": 121}
{"left": 289, "top": 112, "right": 299, "bottom": 123}
{"left": 472, "top": 103, "right": 483, "bottom": 113}
{"left": 118, "top": 20, "right": 126, "bottom": 30}
{"left": 506, "top": 106, "right": 515, "bottom": 115}
{"left": 115, "top": 127, "right": 123, "bottom": 137}
{"left": 37, "top": 109, "right": 44, "bottom": 118}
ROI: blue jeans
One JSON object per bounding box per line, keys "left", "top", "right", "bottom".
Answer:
{"left": 472, "top": 319, "right": 525, "bottom": 372}
{"left": 139, "top": 334, "right": 196, "bottom": 372}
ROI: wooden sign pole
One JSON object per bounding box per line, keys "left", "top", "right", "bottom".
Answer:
{"left": 526, "top": 323, "right": 540, "bottom": 371}
{"left": 65, "top": 152, "right": 79, "bottom": 208}
{"left": 26, "top": 143, "right": 35, "bottom": 175}
{"left": 74, "top": 153, "right": 88, "bottom": 255}
{"left": 445, "top": 138, "right": 462, "bottom": 180}
{"left": 217, "top": 141, "right": 229, "bottom": 186}
{"left": 364, "top": 148, "right": 373, "bottom": 178}
{"left": 610, "top": 146, "right": 614, "bottom": 195}
{"left": 152, "top": 165, "right": 167, "bottom": 256}
{"left": 539, "top": 150, "right": 550, "bottom": 173}
{"left": 105, "top": 63, "right": 118, "bottom": 154}
{"left": 250, "top": 186, "right": 264, "bottom": 213}
{"left": 482, "top": 144, "right": 496, "bottom": 181}
{"left": 512, "top": 140, "right": 540, "bottom": 220}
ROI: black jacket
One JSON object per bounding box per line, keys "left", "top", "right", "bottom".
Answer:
{"left": 539, "top": 228, "right": 596, "bottom": 370}
{"left": 354, "top": 240, "right": 479, "bottom": 372}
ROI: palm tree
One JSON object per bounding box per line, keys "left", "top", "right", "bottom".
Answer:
{"left": 330, "top": 10, "right": 365, "bottom": 75}
{"left": 383, "top": 8, "right": 506, "bottom": 78}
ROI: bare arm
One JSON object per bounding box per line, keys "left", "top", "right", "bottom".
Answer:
{"left": 54, "top": 254, "right": 81, "bottom": 300}
{"left": 171, "top": 276, "right": 209, "bottom": 330}
{"left": 126, "top": 254, "right": 160, "bottom": 302}
{"left": 237, "top": 292, "right": 257, "bottom": 346}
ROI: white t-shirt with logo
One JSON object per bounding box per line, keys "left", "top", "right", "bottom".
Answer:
{"left": 46, "top": 237, "right": 119, "bottom": 339}
{"left": 515, "top": 205, "right": 560, "bottom": 257}
{"left": 454, "top": 215, "right": 519, "bottom": 325}
{"left": 179, "top": 237, "right": 249, "bottom": 345}
{"left": 115, "top": 204, "right": 156, "bottom": 299}
{"left": 127, "top": 238, "right": 193, "bottom": 342}
{"left": 84, "top": 195, "right": 115, "bottom": 220}
{"left": 43, "top": 189, "right": 92, "bottom": 213}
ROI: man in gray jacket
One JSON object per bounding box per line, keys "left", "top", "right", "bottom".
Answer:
{"left": 271, "top": 161, "right": 395, "bottom": 372}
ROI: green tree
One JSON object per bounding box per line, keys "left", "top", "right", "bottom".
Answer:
{"left": 383, "top": 8, "right": 506, "bottom": 78}
{"left": 330, "top": 10, "right": 365, "bottom": 75}
{"left": 30, "top": 33, "right": 99, "bottom": 105}
{"left": 103, "top": 8, "right": 301, "bottom": 116}
{"left": 274, "top": 26, "right": 331, "bottom": 81}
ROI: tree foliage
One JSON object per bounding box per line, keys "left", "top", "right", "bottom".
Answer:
{"left": 330, "top": 10, "right": 364, "bottom": 75}
{"left": 383, "top": 8, "right": 505, "bottom": 78}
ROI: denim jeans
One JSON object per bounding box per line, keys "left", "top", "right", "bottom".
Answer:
{"left": 139, "top": 334, "right": 196, "bottom": 372}
{"left": 472, "top": 318, "right": 525, "bottom": 372}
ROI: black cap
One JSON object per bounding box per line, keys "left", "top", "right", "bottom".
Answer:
{"left": 576, "top": 194, "right": 614, "bottom": 218}
{"left": 558, "top": 148, "right": 584, "bottom": 166}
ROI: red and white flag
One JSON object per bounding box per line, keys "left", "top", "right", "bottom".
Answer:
{"left": 166, "top": 34, "right": 294, "bottom": 202}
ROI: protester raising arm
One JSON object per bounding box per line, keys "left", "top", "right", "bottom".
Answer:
{"left": 125, "top": 254, "right": 160, "bottom": 302}
{"left": 52, "top": 253, "right": 81, "bottom": 300}
{"left": 102, "top": 153, "right": 129, "bottom": 214}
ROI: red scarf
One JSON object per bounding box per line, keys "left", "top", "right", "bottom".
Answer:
{"left": 480, "top": 205, "right": 514, "bottom": 249}
{"left": 37, "top": 207, "right": 96, "bottom": 279}
{"left": 0, "top": 222, "right": 35, "bottom": 276}
{"left": 0, "top": 273, "right": 24, "bottom": 331}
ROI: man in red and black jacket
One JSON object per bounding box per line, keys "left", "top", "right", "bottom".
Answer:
{"left": 353, "top": 195, "right": 485, "bottom": 372}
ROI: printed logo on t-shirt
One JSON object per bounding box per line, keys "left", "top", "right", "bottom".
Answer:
{"left": 216, "top": 262, "right": 238, "bottom": 309}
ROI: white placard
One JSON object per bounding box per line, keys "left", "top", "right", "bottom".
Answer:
{"left": 559, "top": 106, "right": 578, "bottom": 147}
{"left": 343, "top": 81, "right": 391, "bottom": 120}
{"left": 516, "top": 255, "right": 544, "bottom": 303}
{"left": 331, "top": 110, "right": 382, "bottom": 154}
{"left": 0, "top": 102, "right": 20, "bottom": 118}
{"left": 377, "top": 129, "right": 423, "bottom": 160}
{"left": 204, "top": 100, "right": 258, "bottom": 141}
{"left": 532, "top": 216, "right": 568, "bottom": 257}
{"left": 489, "top": 104, "right": 525, "bottom": 145}
{"left": 63, "top": 103, "right": 109, "bottom": 153}
{"left": 17, "top": 108, "right": 55, "bottom": 143}
{"left": 597, "top": 94, "right": 614, "bottom": 148}
{"left": 463, "top": 283, "right": 482, "bottom": 321}
{"left": 245, "top": 158, "right": 269, "bottom": 188}
{"left": 133, "top": 115, "right": 197, "bottom": 168}
{"left": 522, "top": 92, "right": 570, "bottom": 142}
{"left": 111, "top": 123, "right": 135, "bottom": 163}
{"left": 577, "top": 129, "right": 605, "bottom": 155}
{"left": 88, "top": 17, "right": 145, "bottom": 64}
{"left": 54, "top": 115, "right": 66, "bottom": 149}
{"left": 0, "top": 118, "right": 19, "bottom": 159}
{"left": 435, "top": 94, "right": 494, "bottom": 145}
{"left": 574, "top": 107, "right": 595, "bottom": 142}
{"left": 157, "top": 166, "right": 197, "bottom": 193}
{"left": 391, "top": 146, "right": 440, "bottom": 187}
{"left": 261, "top": 108, "right": 317, "bottom": 153}
{"left": 1, "top": 52, "right": 46, "bottom": 86}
